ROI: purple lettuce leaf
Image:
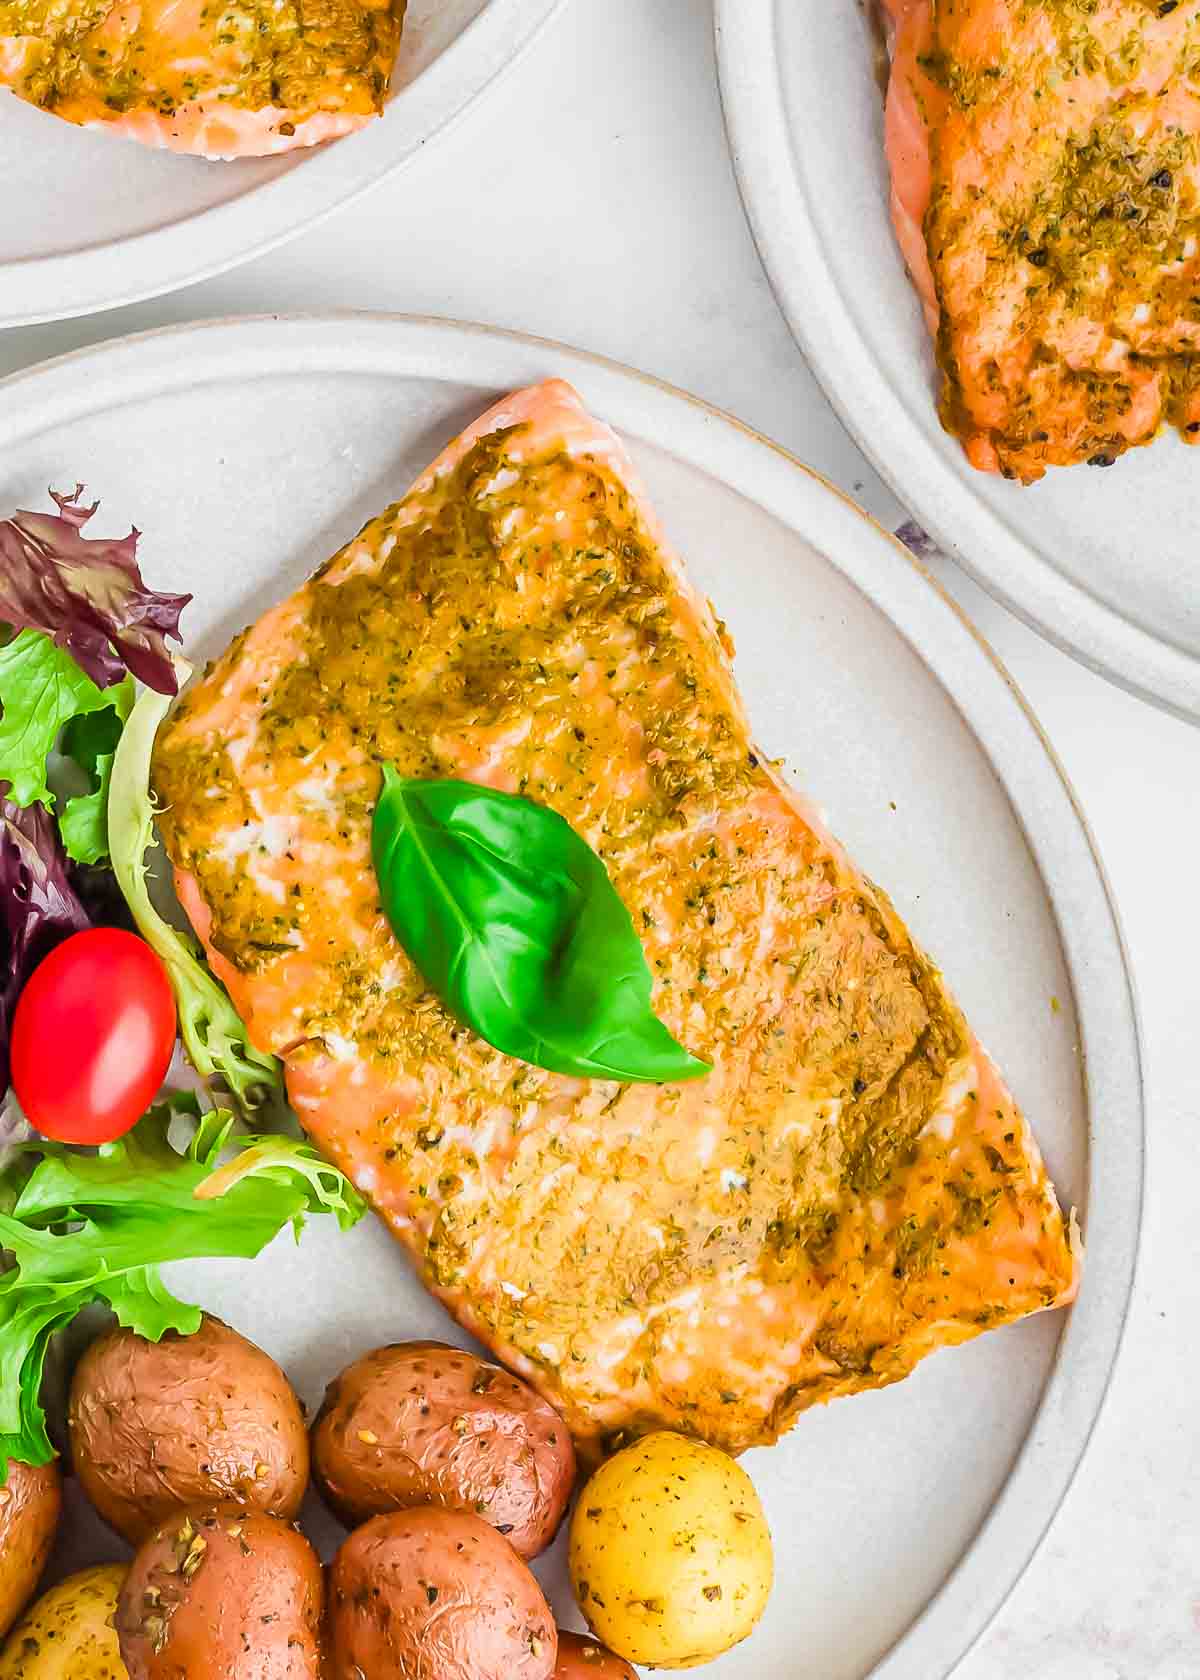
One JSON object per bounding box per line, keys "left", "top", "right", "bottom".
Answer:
{"left": 0, "top": 795, "right": 91, "bottom": 1092}
{"left": 0, "top": 488, "right": 190, "bottom": 695}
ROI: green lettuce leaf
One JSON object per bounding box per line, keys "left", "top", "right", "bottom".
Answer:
{"left": 102, "top": 1266, "right": 203, "bottom": 1342}
{"left": 193, "top": 1136, "right": 367, "bottom": 1234}
{"left": 0, "top": 1099, "right": 365, "bottom": 1476}
{"left": 58, "top": 688, "right": 133, "bottom": 864}
{"left": 0, "top": 1287, "right": 86, "bottom": 1470}
{"left": 108, "top": 673, "right": 283, "bottom": 1114}
{"left": 58, "top": 753, "right": 115, "bottom": 865}
{"left": 0, "top": 630, "right": 127, "bottom": 809}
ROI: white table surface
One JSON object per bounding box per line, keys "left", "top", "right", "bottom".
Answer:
{"left": 3, "top": 3, "right": 1197, "bottom": 1674}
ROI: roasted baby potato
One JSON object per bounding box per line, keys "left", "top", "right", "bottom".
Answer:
{"left": 554, "top": 1629, "right": 639, "bottom": 1678}
{"left": 312, "top": 1340, "right": 575, "bottom": 1557}
{"left": 568, "top": 1431, "right": 773, "bottom": 1669}
{"left": 115, "top": 1506, "right": 323, "bottom": 1680}
{"left": 328, "top": 1506, "right": 557, "bottom": 1680}
{"left": 0, "top": 1461, "right": 61, "bottom": 1643}
{"left": 69, "top": 1315, "right": 308, "bottom": 1544}
{"left": 0, "top": 1563, "right": 126, "bottom": 1680}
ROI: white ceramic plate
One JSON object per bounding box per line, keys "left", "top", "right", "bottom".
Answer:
{"left": 0, "top": 316, "right": 1141, "bottom": 1680}
{"left": 715, "top": 0, "right": 1200, "bottom": 722}
{"left": 0, "top": 0, "right": 563, "bottom": 329}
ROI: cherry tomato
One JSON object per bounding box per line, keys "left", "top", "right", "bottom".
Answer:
{"left": 11, "top": 928, "right": 176, "bottom": 1145}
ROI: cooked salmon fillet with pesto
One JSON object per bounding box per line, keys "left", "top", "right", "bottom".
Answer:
{"left": 153, "top": 379, "right": 1079, "bottom": 1455}
{"left": 0, "top": 0, "right": 405, "bottom": 158}
{"left": 884, "top": 0, "right": 1200, "bottom": 481}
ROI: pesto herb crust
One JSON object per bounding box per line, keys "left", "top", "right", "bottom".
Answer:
{"left": 913, "top": 0, "right": 1200, "bottom": 477}
{"left": 153, "top": 413, "right": 1074, "bottom": 1449}
{"left": 1, "top": 0, "right": 404, "bottom": 119}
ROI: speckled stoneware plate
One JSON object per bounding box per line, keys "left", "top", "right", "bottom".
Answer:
{"left": 0, "top": 0, "right": 564, "bottom": 329}
{"left": 715, "top": 0, "right": 1200, "bottom": 721}
{"left": 0, "top": 315, "right": 1141, "bottom": 1680}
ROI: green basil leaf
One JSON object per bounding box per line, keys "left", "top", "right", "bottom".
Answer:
{"left": 371, "top": 769, "right": 710, "bottom": 1084}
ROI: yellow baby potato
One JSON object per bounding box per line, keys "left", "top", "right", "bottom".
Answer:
{"left": 568, "top": 1431, "right": 773, "bottom": 1669}
{"left": 0, "top": 1565, "right": 128, "bottom": 1680}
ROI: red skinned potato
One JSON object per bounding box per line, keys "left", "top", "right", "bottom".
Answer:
{"left": 0, "top": 1460, "right": 61, "bottom": 1641}
{"left": 312, "top": 1340, "right": 575, "bottom": 1557}
{"left": 115, "top": 1505, "right": 324, "bottom": 1679}
{"left": 328, "top": 1506, "right": 556, "bottom": 1680}
{"left": 555, "top": 1629, "right": 640, "bottom": 1678}
{"left": 69, "top": 1315, "right": 308, "bottom": 1544}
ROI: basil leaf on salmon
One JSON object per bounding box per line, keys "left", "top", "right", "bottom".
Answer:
{"left": 372, "top": 770, "right": 710, "bottom": 1084}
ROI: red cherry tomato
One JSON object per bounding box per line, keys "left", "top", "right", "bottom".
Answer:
{"left": 11, "top": 928, "right": 176, "bottom": 1145}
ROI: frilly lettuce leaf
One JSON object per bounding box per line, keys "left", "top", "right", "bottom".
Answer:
{"left": 0, "top": 630, "right": 130, "bottom": 811}
{"left": 108, "top": 672, "right": 283, "bottom": 1115}
{"left": 0, "top": 1096, "right": 365, "bottom": 1475}
{"left": 0, "top": 489, "right": 189, "bottom": 695}
{"left": 194, "top": 1136, "right": 367, "bottom": 1234}
{"left": 58, "top": 687, "right": 133, "bottom": 865}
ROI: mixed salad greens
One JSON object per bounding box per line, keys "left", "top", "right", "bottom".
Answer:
{"left": 0, "top": 1093, "right": 364, "bottom": 1474}
{"left": 0, "top": 489, "right": 185, "bottom": 1100}
{"left": 0, "top": 487, "right": 357, "bottom": 1480}
{"left": 0, "top": 489, "right": 280, "bottom": 1117}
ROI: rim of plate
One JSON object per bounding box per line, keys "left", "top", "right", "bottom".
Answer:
{"left": 713, "top": 0, "right": 1200, "bottom": 723}
{"left": 0, "top": 0, "right": 566, "bottom": 330}
{"left": 0, "top": 313, "right": 1144, "bottom": 1680}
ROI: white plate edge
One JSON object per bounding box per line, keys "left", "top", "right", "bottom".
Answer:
{"left": 0, "top": 310, "right": 1145, "bottom": 1680}
{"left": 0, "top": 0, "right": 568, "bottom": 329}
{"left": 713, "top": 0, "right": 1200, "bottom": 724}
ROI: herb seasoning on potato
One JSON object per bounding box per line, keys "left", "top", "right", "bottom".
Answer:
{"left": 312, "top": 1340, "right": 575, "bottom": 1556}
{"left": 116, "top": 1506, "right": 324, "bottom": 1680}
{"left": 69, "top": 1315, "right": 308, "bottom": 1545}
{"left": 553, "top": 1629, "right": 640, "bottom": 1679}
{"left": 568, "top": 1432, "right": 773, "bottom": 1670}
{"left": 328, "top": 1505, "right": 556, "bottom": 1680}
{"left": 0, "top": 1563, "right": 127, "bottom": 1680}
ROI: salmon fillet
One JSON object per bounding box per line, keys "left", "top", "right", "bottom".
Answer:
{"left": 884, "top": 0, "right": 1200, "bottom": 481}
{"left": 0, "top": 0, "right": 404, "bottom": 158}
{"left": 153, "top": 380, "right": 1079, "bottom": 1455}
